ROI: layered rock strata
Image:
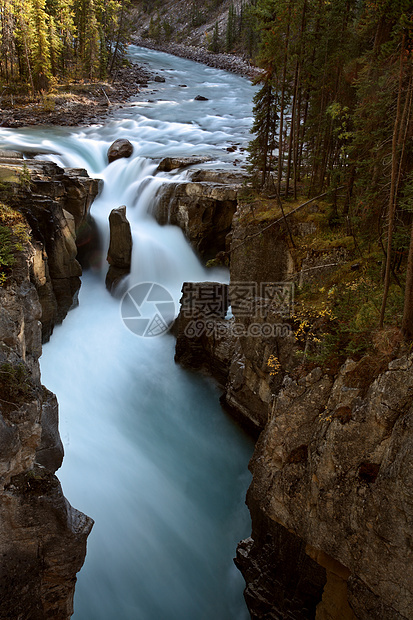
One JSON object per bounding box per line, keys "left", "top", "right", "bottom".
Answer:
{"left": 0, "top": 230, "right": 93, "bottom": 619}
{"left": 174, "top": 279, "right": 295, "bottom": 433}
{"left": 173, "top": 192, "right": 413, "bottom": 618}
{"left": 239, "top": 357, "right": 413, "bottom": 619}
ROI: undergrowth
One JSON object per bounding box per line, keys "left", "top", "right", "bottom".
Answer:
{"left": 251, "top": 189, "right": 410, "bottom": 371}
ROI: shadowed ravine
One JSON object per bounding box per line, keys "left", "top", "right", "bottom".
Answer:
{"left": 0, "top": 47, "right": 256, "bottom": 619}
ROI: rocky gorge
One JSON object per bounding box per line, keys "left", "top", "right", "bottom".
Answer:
{"left": 88, "top": 143, "right": 413, "bottom": 617}
{"left": 0, "top": 42, "right": 412, "bottom": 620}
{"left": 1, "top": 143, "right": 412, "bottom": 619}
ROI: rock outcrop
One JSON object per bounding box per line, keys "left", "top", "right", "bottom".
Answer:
{"left": 0, "top": 155, "right": 100, "bottom": 341}
{"left": 173, "top": 194, "right": 297, "bottom": 432}
{"left": 174, "top": 278, "right": 295, "bottom": 434}
{"left": 105, "top": 206, "right": 133, "bottom": 291}
{"left": 237, "top": 356, "right": 413, "bottom": 619}
{"left": 174, "top": 282, "right": 233, "bottom": 387}
{"left": 0, "top": 228, "right": 93, "bottom": 619}
{"left": 155, "top": 170, "right": 245, "bottom": 260}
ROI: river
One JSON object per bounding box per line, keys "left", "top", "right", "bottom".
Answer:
{"left": 0, "top": 46, "right": 257, "bottom": 619}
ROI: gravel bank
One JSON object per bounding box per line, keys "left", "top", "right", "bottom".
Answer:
{"left": 132, "top": 36, "right": 262, "bottom": 81}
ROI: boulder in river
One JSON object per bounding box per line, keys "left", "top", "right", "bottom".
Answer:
{"left": 194, "top": 95, "right": 208, "bottom": 101}
{"left": 106, "top": 205, "right": 132, "bottom": 292}
{"left": 107, "top": 139, "right": 133, "bottom": 164}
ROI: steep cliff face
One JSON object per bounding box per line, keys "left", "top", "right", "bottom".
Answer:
{"left": 174, "top": 197, "right": 297, "bottom": 432}
{"left": 240, "top": 356, "right": 413, "bottom": 619}
{"left": 131, "top": 0, "right": 243, "bottom": 48}
{"left": 0, "top": 153, "right": 100, "bottom": 341}
{"left": 0, "top": 155, "right": 96, "bottom": 619}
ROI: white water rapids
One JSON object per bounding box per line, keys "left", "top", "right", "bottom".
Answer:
{"left": 0, "top": 47, "right": 257, "bottom": 619}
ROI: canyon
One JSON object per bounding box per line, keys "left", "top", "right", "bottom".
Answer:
{"left": 0, "top": 44, "right": 412, "bottom": 620}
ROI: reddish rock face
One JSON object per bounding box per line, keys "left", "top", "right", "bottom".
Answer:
{"left": 107, "top": 139, "right": 134, "bottom": 164}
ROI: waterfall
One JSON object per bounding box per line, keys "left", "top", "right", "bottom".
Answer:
{"left": 0, "top": 46, "right": 257, "bottom": 620}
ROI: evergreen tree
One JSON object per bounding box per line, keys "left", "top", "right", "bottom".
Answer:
{"left": 210, "top": 20, "right": 220, "bottom": 53}
{"left": 226, "top": 2, "right": 237, "bottom": 52}
{"left": 0, "top": 0, "right": 129, "bottom": 89}
{"left": 248, "top": 73, "right": 278, "bottom": 186}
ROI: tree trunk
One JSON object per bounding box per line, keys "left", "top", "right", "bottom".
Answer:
{"left": 379, "top": 35, "right": 405, "bottom": 328}
{"left": 402, "top": 216, "right": 413, "bottom": 339}
{"left": 277, "top": 3, "right": 291, "bottom": 195}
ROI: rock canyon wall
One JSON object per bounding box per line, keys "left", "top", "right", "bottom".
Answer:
{"left": 0, "top": 154, "right": 98, "bottom": 619}
{"left": 171, "top": 171, "right": 413, "bottom": 619}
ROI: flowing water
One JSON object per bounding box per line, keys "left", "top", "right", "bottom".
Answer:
{"left": 0, "top": 47, "right": 257, "bottom": 619}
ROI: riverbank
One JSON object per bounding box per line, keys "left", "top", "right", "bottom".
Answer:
{"left": 132, "top": 36, "right": 262, "bottom": 80}
{"left": 0, "top": 63, "right": 154, "bottom": 129}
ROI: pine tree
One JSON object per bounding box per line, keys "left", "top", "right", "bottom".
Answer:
{"left": 29, "top": 0, "right": 52, "bottom": 88}
{"left": 210, "top": 20, "right": 220, "bottom": 53}
{"left": 226, "top": 2, "right": 237, "bottom": 52}
{"left": 248, "top": 73, "right": 278, "bottom": 186}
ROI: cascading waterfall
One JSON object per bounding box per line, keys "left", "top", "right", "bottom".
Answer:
{"left": 0, "top": 47, "right": 257, "bottom": 619}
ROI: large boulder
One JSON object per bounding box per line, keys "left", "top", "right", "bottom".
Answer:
{"left": 107, "top": 139, "right": 133, "bottom": 164}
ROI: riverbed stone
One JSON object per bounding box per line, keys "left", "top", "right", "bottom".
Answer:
{"left": 107, "top": 138, "right": 134, "bottom": 163}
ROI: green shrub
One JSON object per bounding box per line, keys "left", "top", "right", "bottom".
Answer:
{"left": 0, "top": 203, "right": 30, "bottom": 285}
{"left": 0, "top": 225, "right": 16, "bottom": 283}
{"left": 0, "top": 362, "right": 35, "bottom": 404}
